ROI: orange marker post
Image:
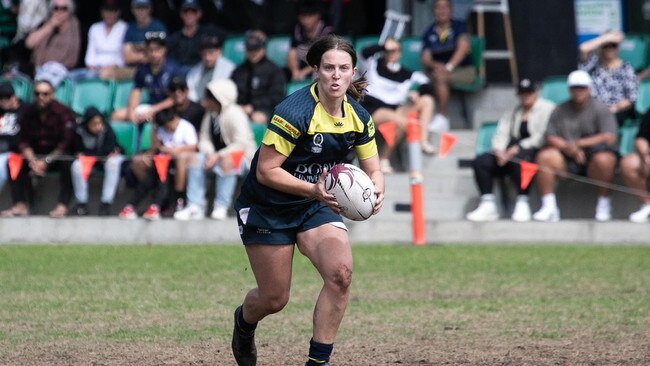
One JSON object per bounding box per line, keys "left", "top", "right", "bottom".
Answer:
{"left": 406, "top": 111, "right": 426, "bottom": 245}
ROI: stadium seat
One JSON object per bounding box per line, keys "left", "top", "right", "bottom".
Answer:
{"left": 71, "top": 78, "right": 114, "bottom": 116}
{"left": 619, "top": 34, "right": 650, "bottom": 71}
{"left": 452, "top": 36, "right": 486, "bottom": 128}
{"left": 54, "top": 78, "right": 72, "bottom": 106}
{"left": 250, "top": 122, "right": 266, "bottom": 147}
{"left": 399, "top": 36, "right": 422, "bottom": 72}
{"left": 285, "top": 80, "right": 312, "bottom": 96}
{"left": 475, "top": 120, "right": 498, "bottom": 155}
{"left": 138, "top": 122, "right": 153, "bottom": 152}
{"left": 1, "top": 75, "right": 33, "bottom": 102}
{"left": 222, "top": 34, "right": 246, "bottom": 66}
{"left": 266, "top": 34, "right": 291, "bottom": 68}
{"left": 355, "top": 35, "right": 380, "bottom": 72}
{"left": 618, "top": 119, "right": 640, "bottom": 156}
{"left": 110, "top": 121, "right": 137, "bottom": 156}
{"left": 635, "top": 79, "right": 650, "bottom": 115}
{"left": 540, "top": 75, "right": 570, "bottom": 104}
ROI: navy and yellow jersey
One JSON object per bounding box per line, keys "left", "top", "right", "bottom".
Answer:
{"left": 239, "top": 83, "right": 378, "bottom": 207}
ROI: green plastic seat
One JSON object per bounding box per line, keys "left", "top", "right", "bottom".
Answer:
{"left": 451, "top": 36, "right": 485, "bottom": 93}
{"left": 399, "top": 36, "right": 422, "bottom": 72}
{"left": 266, "top": 34, "right": 291, "bottom": 68}
{"left": 475, "top": 121, "right": 498, "bottom": 155}
{"left": 635, "top": 79, "right": 650, "bottom": 115}
{"left": 619, "top": 35, "right": 650, "bottom": 71}
{"left": 222, "top": 34, "right": 246, "bottom": 66}
{"left": 285, "top": 80, "right": 312, "bottom": 96}
{"left": 618, "top": 119, "right": 641, "bottom": 156}
{"left": 138, "top": 122, "right": 153, "bottom": 152}
{"left": 110, "top": 121, "right": 137, "bottom": 156}
{"left": 540, "top": 75, "right": 570, "bottom": 105}
{"left": 71, "top": 78, "right": 114, "bottom": 116}
{"left": 54, "top": 78, "right": 72, "bottom": 106}
{"left": 250, "top": 122, "right": 266, "bottom": 147}
{"left": 1, "top": 76, "right": 33, "bottom": 102}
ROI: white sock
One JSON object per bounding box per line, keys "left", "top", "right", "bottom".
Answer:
{"left": 481, "top": 193, "right": 496, "bottom": 202}
{"left": 597, "top": 196, "right": 611, "bottom": 207}
{"left": 516, "top": 195, "right": 528, "bottom": 203}
{"left": 541, "top": 193, "right": 557, "bottom": 208}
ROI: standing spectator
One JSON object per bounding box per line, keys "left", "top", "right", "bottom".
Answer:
{"left": 532, "top": 70, "right": 618, "bottom": 222}
{"left": 1, "top": 80, "right": 75, "bottom": 218}
{"left": 620, "top": 110, "right": 650, "bottom": 222}
{"left": 72, "top": 0, "right": 129, "bottom": 80}
{"left": 231, "top": 30, "right": 286, "bottom": 124}
{"left": 465, "top": 79, "right": 555, "bottom": 222}
{"left": 420, "top": 0, "right": 474, "bottom": 130}
{"left": 118, "top": 107, "right": 197, "bottom": 220}
{"left": 186, "top": 35, "right": 235, "bottom": 103}
{"left": 579, "top": 31, "right": 637, "bottom": 125}
{"left": 5, "top": 0, "right": 48, "bottom": 76}
{"left": 360, "top": 37, "right": 436, "bottom": 173}
{"left": 174, "top": 79, "right": 256, "bottom": 221}
{"left": 168, "top": 76, "right": 204, "bottom": 134}
{"left": 70, "top": 107, "right": 124, "bottom": 216}
{"left": 0, "top": 82, "right": 25, "bottom": 197}
{"left": 287, "top": 0, "right": 333, "bottom": 81}
{"left": 166, "top": 0, "right": 228, "bottom": 76}
{"left": 25, "top": 0, "right": 81, "bottom": 83}
{"left": 122, "top": 0, "right": 167, "bottom": 66}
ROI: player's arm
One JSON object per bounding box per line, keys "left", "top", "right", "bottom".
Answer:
{"left": 359, "top": 154, "right": 384, "bottom": 214}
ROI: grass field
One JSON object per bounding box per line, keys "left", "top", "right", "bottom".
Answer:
{"left": 1, "top": 244, "right": 649, "bottom": 365}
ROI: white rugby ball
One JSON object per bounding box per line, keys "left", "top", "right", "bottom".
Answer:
{"left": 325, "top": 163, "right": 376, "bottom": 221}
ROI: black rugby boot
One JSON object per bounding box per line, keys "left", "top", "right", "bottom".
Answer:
{"left": 232, "top": 306, "right": 257, "bottom": 366}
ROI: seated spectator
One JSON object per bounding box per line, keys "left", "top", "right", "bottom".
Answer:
{"left": 122, "top": 0, "right": 167, "bottom": 66}
{"left": 25, "top": 0, "right": 81, "bottom": 83}
{"left": 360, "top": 37, "right": 436, "bottom": 173}
{"left": 71, "top": 0, "right": 129, "bottom": 80}
{"left": 533, "top": 70, "right": 618, "bottom": 222}
{"left": 1, "top": 80, "right": 75, "bottom": 218}
{"left": 186, "top": 35, "right": 235, "bottom": 102}
{"left": 118, "top": 107, "right": 197, "bottom": 220}
{"left": 620, "top": 110, "right": 650, "bottom": 222}
{"left": 174, "top": 79, "right": 256, "bottom": 220}
{"left": 465, "top": 79, "right": 555, "bottom": 222}
{"left": 287, "top": 0, "right": 333, "bottom": 81}
{"left": 0, "top": 82, "right": 26, "bottom": 197}
{"left": 420, "top": 0, "right": 474, "bottom": 130}
{"left": 231, "top": 30, "right": 286, "bottom": 124}
{"left": 166, "top": 0, "right": 228, "bottom": 76}
{"left": 168, "top": 76, "right": 204, "bottom": 134}
{"left": 579, "top": 31, "right": 637, "bottom": 125}
{"left": 111, "top": 31, "right": 179, "bottom": 125}
{"left": 70, "top": 107, "right": 124, "bottom": 216}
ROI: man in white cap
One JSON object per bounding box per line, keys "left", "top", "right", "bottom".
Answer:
{"left": 532, "top": 70, "right": 618, "bottom": 222}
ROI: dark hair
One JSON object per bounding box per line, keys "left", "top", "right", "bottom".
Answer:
{"left": 154, "top": 107, "right": 177, "bottom": 126}
{"left": 305, "top": 34, "right": 368, "bottom": 101}
{"left": 82, "top": 106, "right": 104, "bottom": 127}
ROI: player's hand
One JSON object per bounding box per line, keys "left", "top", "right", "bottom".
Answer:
{"left": 373, "top": 188, "right": 384, "bottom": 215}
{"left": 314, "top": 168, "right": 339, "bottom": 213}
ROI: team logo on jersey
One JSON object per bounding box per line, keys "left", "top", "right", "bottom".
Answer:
{"left": 271, "top": 115, "right": 300, "bottom": 139}
{"left": 334, "top": 121, "right": 344, "bottom": 127}
{"left": 311, "top": 133, "right": 323, "bottom": 154}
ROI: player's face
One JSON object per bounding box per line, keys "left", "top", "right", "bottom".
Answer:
{"left": 317, "top": 49, "right": 355, "bottom": 100}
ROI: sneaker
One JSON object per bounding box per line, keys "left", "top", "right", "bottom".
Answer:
{"left": 211, "top": 205, "right": 228, "bottom": 220}
{"left": 629, "top": 204, "right": 650, "bottom": 223}
{"left": 466, "top": 200, "right": 499, "bottom": 222}
{"left": 429, "top": 114, "right": 450, "bottom": 133}
{"left": 595, "top": 200, "right": 612, "bottom": 222}
{"left": 232, "top": 306, "right": 256, "bottom": 366}
{"left": 98, "top": 202, "right": 111, "bottom": 216}
{"left": 174, "top": 204, "right": 205, "bottom": 221}
{"left": 118, "top": 205, "right": 137, "bottom": 220}
{"left": 71, "top": 203, "right": 89, "bottom": 216}
{"left": 143, "top": 204, "right": 161, "bottom": 221}
{"left": 511, "top": 200, "right": 531, "bottom": 222}
{"left": 533, "top": 205, "right": 560, "bottom": 222}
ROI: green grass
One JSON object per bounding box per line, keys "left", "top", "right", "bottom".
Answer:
{"left": 0, "top": 244, "right": 648, "bottom": 353}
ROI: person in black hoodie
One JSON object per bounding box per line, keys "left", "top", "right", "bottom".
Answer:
{"left": 70, "top": 107, "right": 124, "bottom": 216}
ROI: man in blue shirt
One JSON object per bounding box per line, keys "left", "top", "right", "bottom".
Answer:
{"left": 122, "top": 0, "right": 167, "bottom": 66}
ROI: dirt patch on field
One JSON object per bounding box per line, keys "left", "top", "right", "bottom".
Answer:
{"left": 2, "top": 332, "right": 649, "bottom": 365}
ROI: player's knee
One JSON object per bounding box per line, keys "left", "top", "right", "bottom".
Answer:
{"left": 265, "top": 292, "right": 290, "bottom": 314}
{"left": 328, "top": 263, "right": 353, "bottom": 292}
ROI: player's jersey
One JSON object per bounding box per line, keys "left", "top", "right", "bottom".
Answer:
{"left": 239, "top": 83, "right": 377, "bottom": 207}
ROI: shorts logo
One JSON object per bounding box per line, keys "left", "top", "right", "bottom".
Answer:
{"left": 311, "top": 133, "right": 323, "bottom": 154}
{"left": 256, "top": 228, "right": 272, "bottom": 235}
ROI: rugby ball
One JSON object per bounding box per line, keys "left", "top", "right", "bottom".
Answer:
{"left": 325, "top": 163, "right": 376, "bottom": 221}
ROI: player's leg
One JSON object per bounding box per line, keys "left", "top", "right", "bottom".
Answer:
{"left": 297, "top": 223, "right": 352, "bottom": 365}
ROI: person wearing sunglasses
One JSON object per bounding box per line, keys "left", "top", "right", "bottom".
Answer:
{"left": 122, "top": 0, "right": 167, "bottom": 66}
{"left": 579, "top": 30, "right": 637, "bottom": 126}
{"left": 24, "top": 0, "right": 80, "bottom": 77}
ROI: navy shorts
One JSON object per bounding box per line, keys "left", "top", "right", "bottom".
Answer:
{"left": 235, "top": 200, "right": 346, "bottom": 245}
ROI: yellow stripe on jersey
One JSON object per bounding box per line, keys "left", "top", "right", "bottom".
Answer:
{"left": 262, "top": 129, "right": 296, "bottom": 157}
{"left": 270, "top": 114, "right": 301, "bottom": 139}
{"left": 307, "top": 102, "right": 368, "bottom": 135}
{"left": 355, "top": 139, "right": 378, "bottom": 160}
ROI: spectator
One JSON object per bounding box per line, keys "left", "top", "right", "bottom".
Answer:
{"left": 620, "top": 110, "right": 650, "bottom": 222}
{"left": 532, "top": 70, "right": 618, "bottom": 222}
{"left": 231, "top": 30, "right": 286, "bottom": 124}
{"left": 25, "top": 0, "right": 81, "bottom": 83}
{"left": 5, "top": 0, "right": 48, "bottom": 76}
{"left": 420, "top": 0, "right": 474, "bottom": 130}
{"left": 579, "top": 31, "right": 637, "bottom": 125}
{"left": 122, "top": 0, "right": 167, "bottom": 66}
{"left": 118, "top": 107, "right": 197, "bottom": 220}
{"left": 186, "top": 35, "right": 235, "bottom": 103}
{"left": 287, "top": 0, "right": 333, "bottom": 81}
{"left": 360, "top": 37, "right": 436, "bottom": 173}
{"left": 72, "top": 0, "right": 129, "bottom": 80}
{"left": 0, "top": 82, "right": 25, "bottom": 197}
{"left": 1, "top": 80, "right": 75, "bottom": 218}
{"left": 70, "top": 107, "right": 124, "bottom": 216}
{"left": 111, "top": 31, "right": 179, "bottom": 125}
{"left": 174, "top": 79, "right": 256, "bottom": 221}
{"left": 166, "top": 0, "right": 228, "bottom": 76}
{"left": 168, "top": 76, "right": 204, "bottom": 134}
{"left": 465, "top": 79, "right": 555, "bottom": 222}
